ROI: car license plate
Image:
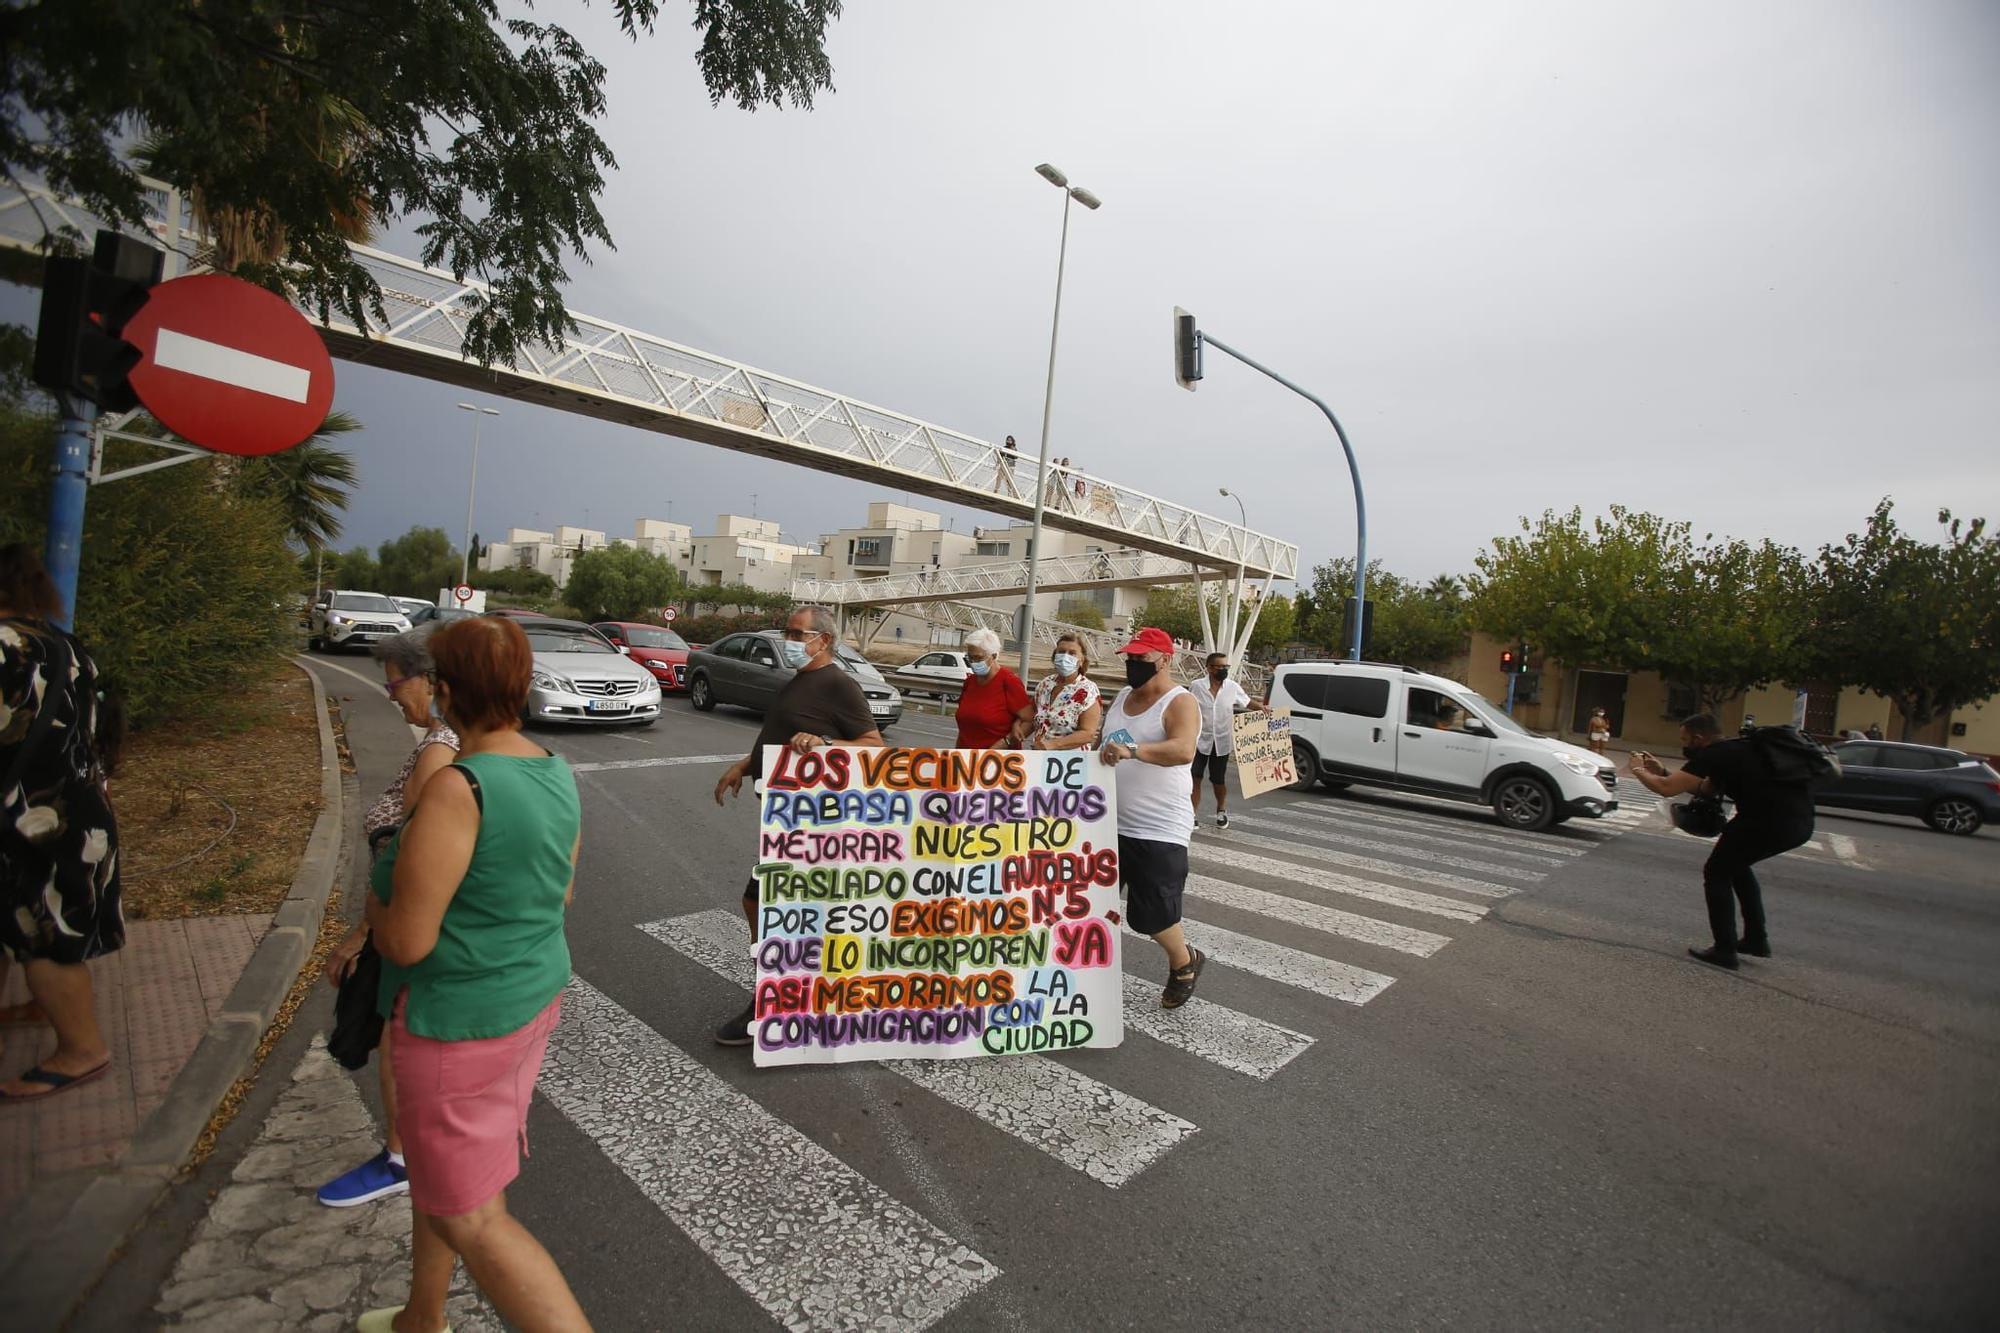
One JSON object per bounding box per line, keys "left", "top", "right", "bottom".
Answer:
{"left": 587, "top": 699, "right": 631, "bottom": 713}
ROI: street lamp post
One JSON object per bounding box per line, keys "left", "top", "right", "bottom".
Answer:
{"left": 457, "top": 403, "right": 499, "bottom": 588}
{"left": 1018, "top": 162, "right": 1102, "bottom": 676}
{"left": 1219, "top": 486, "right": 1248, "bottom": 659}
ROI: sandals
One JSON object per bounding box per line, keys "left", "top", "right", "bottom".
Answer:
{"left": 0, "top": 1060, "right": 111, "bottom": 1102}
{"left": 1162, "top": 947, "right": 1206, "bottom": 1009}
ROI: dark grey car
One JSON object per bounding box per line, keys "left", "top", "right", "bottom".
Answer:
{"left": 1814, "top": 741, "right": 2000, "bottom": 835}
{"left": 684, "top": 631, "right": 903, "bottom": 729}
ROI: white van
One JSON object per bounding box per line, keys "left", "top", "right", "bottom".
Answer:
{"left": 1271, "top": 661, "right": 1619, "bottom": 831}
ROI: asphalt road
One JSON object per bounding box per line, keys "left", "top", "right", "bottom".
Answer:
{"left": 96, "top": 667, "right": 2000, "bottom": 1329}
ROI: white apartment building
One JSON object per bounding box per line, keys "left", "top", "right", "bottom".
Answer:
{"left": 483, "top": 515, "right": 813, "bottom": 596}
{"left": 480, "top": 525, "right": 611, "bottom": 589}
{"left": 684, "top": 514, "right": 817, "bottom": 594}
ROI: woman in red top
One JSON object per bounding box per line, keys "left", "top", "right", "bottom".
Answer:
{"left": 953, "top": 627, "right": 1032, "bottom": 749}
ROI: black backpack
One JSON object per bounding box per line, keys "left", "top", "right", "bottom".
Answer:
{"left": 1746, "top": 725, "right": 1842, "bottom": 784}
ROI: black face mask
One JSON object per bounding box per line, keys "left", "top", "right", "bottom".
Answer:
{"left": 1211, "top": 667, "right": 1229, "bottom": 681}
{"left": 1681, "top": 746, "right": 1697, "bottom": 760}
{"left": 1126, "top": 658, "right": 1159, "bottom": 688}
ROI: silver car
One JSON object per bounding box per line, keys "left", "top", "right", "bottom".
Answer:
{"left": 519, "top": 618, "right": 663, "bottom": 726}
{"left": 685, "top": 631, "right": 903, "bottom": 729}
{"left": 309, "top": 590, "right": 412, "bottom": 653}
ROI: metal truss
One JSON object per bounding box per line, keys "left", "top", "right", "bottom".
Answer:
{"left": 794, "top": 547, "right": 1199, "bottom": 608}
{"left": 0, "top": 177, "right": 1299, "bottom": 580}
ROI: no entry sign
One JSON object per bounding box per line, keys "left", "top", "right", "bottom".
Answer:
{"left": 121, "top": 274, "right": 335, "bottom": 456}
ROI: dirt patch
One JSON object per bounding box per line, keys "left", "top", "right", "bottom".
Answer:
{"left": 114, "top": 663, "right": 322, "bottom": 921}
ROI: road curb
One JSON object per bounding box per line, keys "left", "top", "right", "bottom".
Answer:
{"left": 9, "top": 657, "right": 344, "bottom": 1330}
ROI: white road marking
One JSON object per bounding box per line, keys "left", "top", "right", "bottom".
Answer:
{"left": 642, "top": 912, "right": 1197, "bottom": 1188}
{"left": 1183, "top": 873, "right": 1452, "bottom": 957}
{"left": 1113, "top": 972, "right": 1315, "bottom": 1080}
{"left": 1191, "top": 839, "right": 1504, "bottom": 914}
{"left": 541, "top": 978, "right": 1000, "bottom": 1331}
{"left": 1268, "top": 800, "right": 1591, "bottom": 857}
{"left": 1825, "top": 832, "right": 1865, "bottom": 866}
{"left": 570, "top": 752, "right": 743, "bottom": 773}
{"left": 153, "top": 327, "right": 313, "bottom": 400}
{"left": 1229, "top": 809, "right": 1570, "bottom": 870}
{"left": 1168, "top": 919, "right": 1398, "bottom": 1005}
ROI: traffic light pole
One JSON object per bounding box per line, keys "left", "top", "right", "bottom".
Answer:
{"left": 43, "top": 400, "right": 98, "bottom": 632}
{"left": 1194, "top": 332, "right": 1368, "bottom": 661}
{"left": 1504, "top": 667, "right": 1519, "bottom": 716}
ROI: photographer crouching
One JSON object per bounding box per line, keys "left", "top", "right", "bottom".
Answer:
{"left": 1629, "top": 713, "right": 1815, "bottom": 970}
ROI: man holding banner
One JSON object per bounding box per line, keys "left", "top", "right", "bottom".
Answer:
{"left": 1101, "top": 627, "right": 1208, "bottom": 1008}
{"left": 712, "top": 605, "right": 883, "bottom": 1046}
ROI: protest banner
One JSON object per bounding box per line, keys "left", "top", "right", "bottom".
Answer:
{"left": 750, "top": 746, "right": 1126, "bottom": 1066}
{"left": 1232, "top": 708, "right": 1297, "bottom": 799}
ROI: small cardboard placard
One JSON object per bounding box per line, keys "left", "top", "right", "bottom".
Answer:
{"left": 1232, "top": 708, "right": 1296, "bottom": 799}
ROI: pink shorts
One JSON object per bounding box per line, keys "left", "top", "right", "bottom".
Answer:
{"left": 390, "top": 993, "right": 562, "bottom": 1217}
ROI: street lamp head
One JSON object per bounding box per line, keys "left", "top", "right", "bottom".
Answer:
{"left": 1069, "top": 187, "right": 1102, "bottom": 210}
{"left": 457, "top": 402, "right": 500, "bottom": 416}
{"left": 1035, "top": 163, "right": 1069, "bottom": 189}
{"left": 1219, "top": 487, "right": 1233, "bottom": 497}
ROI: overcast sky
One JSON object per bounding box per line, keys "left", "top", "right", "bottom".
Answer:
{"left": 124, "top": 1, "right": 2000, "bottom": 582}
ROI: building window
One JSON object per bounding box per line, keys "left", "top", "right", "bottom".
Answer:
{"left": 976, "top": 541, "right": 1009, "bottom": 557}
{"left": 853, "top": 538, "right": 883, "bottom": 562}
{"left": 1664, "top": 682, "right": 1699, "bottom": 718}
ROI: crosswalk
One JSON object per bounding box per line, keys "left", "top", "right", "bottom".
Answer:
{"left": 528, "top": 784, "right": 1674, "bottom": 1330}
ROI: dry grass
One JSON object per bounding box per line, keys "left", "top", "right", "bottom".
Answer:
{"left": 115, "top": 664, "right": 323, "bottom": 921}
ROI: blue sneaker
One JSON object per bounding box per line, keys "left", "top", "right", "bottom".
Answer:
{"left": 316, "top": 1149, "right": 408, "bottom": 1207}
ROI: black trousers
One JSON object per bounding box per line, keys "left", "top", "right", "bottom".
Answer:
{"left": 1701, "top": 811, "right": 1813, "bottom": 951}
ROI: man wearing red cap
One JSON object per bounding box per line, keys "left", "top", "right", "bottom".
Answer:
{"left": 1100, "top": 627, "right": 1207, "bottom": 1007}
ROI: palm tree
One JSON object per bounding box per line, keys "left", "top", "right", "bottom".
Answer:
{"left": 241, "top": 410, "right": 361, "bottom": 557}
{"left": 1425, "top": 573, "right": 1465, "bottom": 603}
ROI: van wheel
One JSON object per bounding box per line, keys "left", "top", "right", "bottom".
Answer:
{"left": 1924, "top": 798, "right": 1983, "bottom": 836}
{"left": 1492, "top": 775, "right": 1557, "bottom": 831}
{"left": 689, "top": 673, "right": 715, "bottom": 711}
{"left": 1290, "top": 739, "right": 1320, "bottom": 792}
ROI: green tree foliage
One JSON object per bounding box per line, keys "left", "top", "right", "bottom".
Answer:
{"left": 1247, "top": 593, "right": 1296, "bottom": 658}
{"left": 563, "top": 544, "right": 684, "bottom": 622}
{"left": 4, "top": 1, "right": 842, "bottom": 366}
{"left": 0, "top": 403, "right": 296, "bottom": 727}
{"left": 472, "top": 566, "right": 558, "bottom": 599}
{"left": 1055, "top": 598, "right": 1106, "bottom": 630}
{"left": 1643, "top": 536, "right": 1815, "bottom": 715}
{"left": 1300, "top": 559, "right": 1468, "bottom": 668}
{"left": 375, "top": 527, "right": 462, "bottom": 600}
{"left": 236, "top": 413, "right": 362, "bottom": 555}
{"left": 1812, "top": 500, "right": 2000, "bottom": 740}
{"left": 1140, "top": 584, "right": 1300, "bottom": 660}
{"left": 1136, "top": 584, "right": 1206, "bottom": 646}
{"left": 333, "top": 547, "right": 381, "bottom": 591}
{"left": 685, "top": 582, "right": 791, "bottom": 614}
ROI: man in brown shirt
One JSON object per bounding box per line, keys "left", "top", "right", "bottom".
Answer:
{"left": 712, "top": 604, "right": 883, "bottom": 1046}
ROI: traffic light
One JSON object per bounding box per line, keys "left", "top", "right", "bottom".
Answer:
{"left": 1173, "top": 306, "right": 1203, "bottom": 391}
{"left": 33, "top": 230, "right": 163, "bottom": 412}
{"left": 1500, "top": 648, "right": 1517, "bottom": 674}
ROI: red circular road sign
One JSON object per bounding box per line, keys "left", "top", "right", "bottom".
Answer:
{"left": 453, "top": 584, "right": 474, "bottom": 604}
{"left": 661, "top": 606, "right": 678, "bottom": 622}
{"left": 122, "top": 274, "right": 335, "bottom": 457}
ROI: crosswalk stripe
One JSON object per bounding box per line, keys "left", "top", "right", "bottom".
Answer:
{"left": 1230, "top": 809, "right": 1570, "bottom": 871}
{"left": 1171, "top": 919, "right": 1398, "bottom": 1004}
{"left": 569, "top": 752, "right": 741, "bottom": 774}
{"left": 1267, "top": 800, "right": 1591, "bottom": 856}
{"left": 1185, "top": 873, "right": 1451, "bottom": 957}
{"left": 1114, "top": 972, "right": 1315, "bottom": 1080}
{"left": 1189, "top": 842, "right": 1489, "bottom": 922}
{"left": 641, "top": 912, "right": 1198, "bottom": 1188}
{"left": 1194, "top": 831, "right": 1520, "bottom": 903}
{"left": 541, "top": 977, "right": 1000, "bottom": 1330}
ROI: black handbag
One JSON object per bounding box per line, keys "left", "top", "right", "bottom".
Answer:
{"left": 327, "top": 934, "right": 385, "bottom": 1070}
{"left": 1669, "top": 793, "right": 1729, "bottom": 838}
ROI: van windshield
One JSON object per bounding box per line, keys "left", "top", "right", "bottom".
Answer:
{"left": 1457, "top": 694, "right": 1531, "bottom": 735}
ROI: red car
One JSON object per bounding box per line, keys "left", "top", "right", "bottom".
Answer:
{"left": 594, "top": 621, "right": 693, "bottom": 693}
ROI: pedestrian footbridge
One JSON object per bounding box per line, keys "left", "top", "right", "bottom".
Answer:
{"left": 0, "top": 177, "right": 1300, "bottom": 581}
{"left": 793, "top": 547, "right": 1200, "bottom": 609}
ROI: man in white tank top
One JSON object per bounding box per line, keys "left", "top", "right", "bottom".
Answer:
{"left": 1100, "top": 628, "right": 1208, "bottom": 1008}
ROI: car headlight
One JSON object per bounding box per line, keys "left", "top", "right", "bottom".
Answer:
{"left": 326, "top": 613, "right": 347, "bottom": 625}
{"left": 1557, "top": 754, "right": 1600, "bottom": 776}
{"left": 531, "top": 668, "right": 575, "bottom": 694}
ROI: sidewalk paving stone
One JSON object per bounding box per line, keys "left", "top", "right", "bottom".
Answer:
{"left": 156, "top": 1035, "right": 499, "bottom": 1331}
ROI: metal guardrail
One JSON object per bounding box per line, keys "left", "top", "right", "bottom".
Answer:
{"left": 0, "top": 177, "right": 1301, "bottom": 580}
{"left": 795, "top": 547, "right": 1198, "bottom": 608}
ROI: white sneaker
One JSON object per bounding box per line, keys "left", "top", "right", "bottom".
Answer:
{"left": 1216, "top": 812, "right": 1231, "bottom": 830}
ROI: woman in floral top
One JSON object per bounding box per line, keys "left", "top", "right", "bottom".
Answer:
{"left": 1017, "top": 633, "right": 1105, "bottom": 751}
{"left": 315, "top": 625, "right": 459, "bottom": 1208}
{"left": 0, "top": 544, "right": 122, "bottom": 1101}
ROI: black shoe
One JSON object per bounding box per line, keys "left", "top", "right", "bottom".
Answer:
{"left": 1688, "top": 945, "right": 1740, "bottom": 970}
{"left": 1162, "top": 947, "right": 1206, "bottom": 1009}
{"left": 714, "top": 1004, "right": 754, "bottom": 1047}
{"left": 1736, "top": 938, "right": 1772, "bottom": 958}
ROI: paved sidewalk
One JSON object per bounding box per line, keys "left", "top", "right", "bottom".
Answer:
{"left": 0, "top": 916, "right": 270, "bottom": 1202}
{"left": 154, "top": 1036, "right": 499, "bottom": 1330}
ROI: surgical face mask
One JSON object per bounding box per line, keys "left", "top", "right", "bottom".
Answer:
{"left": 781, "top": 637, "right": 813, "bottom": 669}
{"left": 1210, "top": 665, "right": 1229, "bottom": 681}
{"left": 968, "top": 658, "right": 991, "bottom": 678}
{"left": 1052, "top": 652, "right": 1078, "bottom": 677}
{"left": 1125, "top": 657, "right": 1159, "bottom": 688}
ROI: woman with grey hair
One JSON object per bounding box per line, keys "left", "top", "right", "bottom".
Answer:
{"left": 314, "top": 625, "right": 460, "bottom": 1208}
{"left": 954, "top": 625, "right": 1032, "bottom": 749}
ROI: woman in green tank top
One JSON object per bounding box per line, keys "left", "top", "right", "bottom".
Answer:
{"left": 361, "top": 617, "right": 589, "bottom": 1333}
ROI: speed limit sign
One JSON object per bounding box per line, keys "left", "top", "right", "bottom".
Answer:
{"left": 453, "top": 584, "right": 474, "bottom": 604}
{"left": 661, "top": 606, "right": 678, "bottom": 622}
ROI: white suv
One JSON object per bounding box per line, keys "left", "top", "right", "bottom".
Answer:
{"left": 309, "top": 590, "right": 412, "bottom": 653}
{"left": 1271, "top": 661, "right": 1619, "bottom": 831}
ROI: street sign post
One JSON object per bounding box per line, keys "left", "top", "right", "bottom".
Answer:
{"left": 662, "top": 606, "right": 678, "bottom": 622}
{"left": 120, "top": 273, "right": 335, "bottom": 456}
{"left": 453, "top": 584, "right": 474, "bottom": 605}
